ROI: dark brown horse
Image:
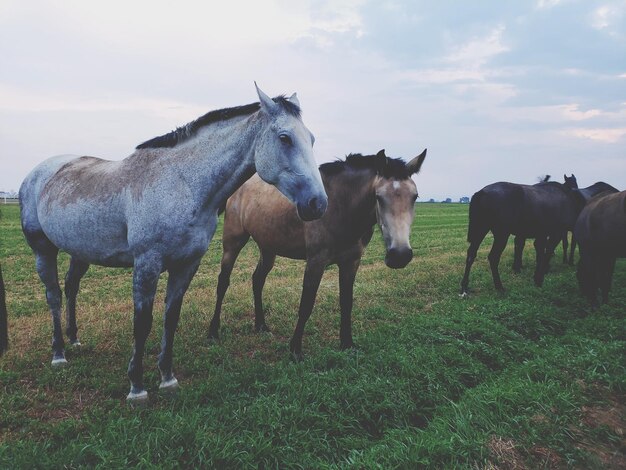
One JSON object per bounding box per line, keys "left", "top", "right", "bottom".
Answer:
{"left": 0, "top": 264, "right": 7, "bottom": 355}
{"left": 564, "top": 182, "right": 619, "bottom": 265}
{"left": 574, "top": 190, "right": 626, "bottom": 306}
{"left": 461, "top": 179, "right": 584, "bottom": 296}
{"left": 209, "top": 149, "right": 427, "bottom": 358}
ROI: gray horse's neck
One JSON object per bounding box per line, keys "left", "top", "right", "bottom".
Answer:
{"left": 169, "top": 113, "right": 262, "bottom": 213}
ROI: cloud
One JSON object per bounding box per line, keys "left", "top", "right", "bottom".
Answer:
{"left": 566, "top": 127, "right": 626, "bottom": 143}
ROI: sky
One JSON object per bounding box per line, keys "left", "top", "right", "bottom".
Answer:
{"left": 1, "top": 0, "right": 625, "bottom": 200}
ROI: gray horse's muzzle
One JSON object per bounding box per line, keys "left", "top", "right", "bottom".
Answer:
{"left": 297, "top": 195, "right": 328, "bottom": 221}
{"left": 385, "top": 247, "right": 413, "bottom": 269}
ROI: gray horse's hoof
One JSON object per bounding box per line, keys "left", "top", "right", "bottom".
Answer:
{"left": 159, "top": 377, "right": 179, "bottom": 394}
{"left": 51, "top": 357, "right": 68, "bottom": 367}
{"left": 127, "top": 389, "right": 149, "bottom": 405}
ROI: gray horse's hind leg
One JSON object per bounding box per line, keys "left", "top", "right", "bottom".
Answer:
{"left": 209, "top": 232, "right": 250, "bottom": 340}
{"left": 35, "top": 251, "right": 66, "bottom": 365}
{"left": 158, "top": 259, "right": 201, "bottom": 392}
{"left": 127, "top": 255, "right": 161, "bottom": 402}
{"left": 64, "top": 257, "right": 89, "bottom": 345}
{"left": 252, "top": 250, "right": 276, "bottom": 333}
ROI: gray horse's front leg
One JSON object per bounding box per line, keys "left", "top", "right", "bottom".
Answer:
{"left": 157, "top": 259, "right": 201, "bottom": 393}
{"left": 127, "top": 256, "right": 161, "bottom": 403}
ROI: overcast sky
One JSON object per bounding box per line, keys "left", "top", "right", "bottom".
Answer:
{"left": 1, "top": 0, "right": 625, "bottom": 200}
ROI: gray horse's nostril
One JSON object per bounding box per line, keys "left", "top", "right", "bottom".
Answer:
{"left": 308, "top": 197, "right": 318, "bottom": 211}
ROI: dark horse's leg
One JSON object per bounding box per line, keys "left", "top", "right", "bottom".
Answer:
{"left": 208, "top": 232, "right": 250, "bottom": 340}
{"left": 0, "top": 264, "right": 8, "bottom": 355}
{"left": 534, "top": 234, "right": 560, "bottom": 287}
{"left": 512, "top": 236, "right": 525, "bottom": 273}
{"left": 562, "top": 232, "right": 569, "bottom": 264}
{"left": 252, "top": 249, "right": 276, "bottom": 333}
{"left": 568, "top": 235, "right": 577, "bottom": 265}
{"left": 64, "top": 257, "right": 89, "bottom": 345}
{"left": 157, "top": 258, "right": 201, "bottom": 392}
{"left": 338, "top": 256, "right": 361, "bottom": 351}
{"left": 598, "top": 256, "right": 616, "bottom": 305}
{"left": 127, "top": 254, "right": 161, "bottom": 402}
{"left": 488, "top": 231, "right": 509, "bottom": 292}
{"left": 290, "top": 257, "right": 325, "bottom": 360}
{"left": 460, "top": 228, "right": 490, "bottom": 296}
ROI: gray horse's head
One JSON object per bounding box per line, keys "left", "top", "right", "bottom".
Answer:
{"left": 253, "top": 84, "right": 328, "bottom": 221}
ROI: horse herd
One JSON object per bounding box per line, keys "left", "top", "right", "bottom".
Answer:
{"left": 0, "top": 85, "right": 624, "bottom": 403}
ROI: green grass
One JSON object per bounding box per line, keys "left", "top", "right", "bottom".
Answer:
{"left": 0, "top": 203, "right": 624, "bottom": 469}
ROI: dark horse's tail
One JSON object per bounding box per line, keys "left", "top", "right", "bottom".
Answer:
{"left": 467, "top": 190, "right": 488, "bottom": 243}
{"left": 0, "top": 263, "right": 7, "bottom": 355}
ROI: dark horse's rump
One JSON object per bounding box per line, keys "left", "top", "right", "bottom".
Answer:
{"left": 461, "top": 181, "right": 583, "bottom": 295}
{"left": 575, "top": 190, "right": 626, "bottom": 305}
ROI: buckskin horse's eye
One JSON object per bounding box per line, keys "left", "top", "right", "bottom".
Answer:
{"left": 279, "top": 134, "right": 292, "bottom": 145}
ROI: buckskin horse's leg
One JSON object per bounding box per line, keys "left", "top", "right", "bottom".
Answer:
{"left": 158, "top": 258, "right": 201, "bottom": 393}
{"left": 209, "top": 232, "right": 250, "bottom": 340}
{"left": 338, "top": 255, "right": 361, "bottom": 351}
{"left": 252, "top": 250, "right": 276, "bottom": 333}
{"left": 488, "top": 231, "right": 509, "bottom": 292}
{"left": 289, "top": 258, "right": 325, "bottom": 360}
{"left": 64, "top": 257, "right": 89, "bottom": 345}
{"left": 127, "top": 254, "right": 161, "bottom": 403}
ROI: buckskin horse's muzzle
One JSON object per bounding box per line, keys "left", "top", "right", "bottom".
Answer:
{"left": 385, "top": 247, "right": 413, "bottom": 269}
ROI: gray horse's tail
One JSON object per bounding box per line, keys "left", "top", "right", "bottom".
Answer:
{"left": 0, "top": 264, "right": 7, "bottom": 355}
{"left": 467, "top": 190, "right": 487, "bottom": 243}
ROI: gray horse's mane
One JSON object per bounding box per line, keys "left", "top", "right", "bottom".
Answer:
{"left": 320, "top": 153, "right": 412, "bottom": 180}
{"left": 136, "top": 96, "right": 301, "bottom": 149}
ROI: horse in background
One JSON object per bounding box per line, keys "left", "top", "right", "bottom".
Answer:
{"left": 461, "top": 177, "right": 584, "bottom": 296}
{"left": 575, "top": 190, "right": 626, "bottom": 306}
{"left": 17, "top": 84, "right": 327, "bottom": 403}
{"left": 209, "top": 149, "right": 426, "bottom": 359}
{"left": 0, "top": 263, "right": 7, "bottom": 356}
{"left": 512, "top": 174, "right": 578, "bottom": 272}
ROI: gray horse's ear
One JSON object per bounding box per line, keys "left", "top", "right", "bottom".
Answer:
{"left": 407, "top": 148, "right": 427, "bottom": 175}
{"left": 255, "top": 82, "right": 279, "bottom": 115}
{"left": 288, "top": 92, "right": 301, "bottom": 108}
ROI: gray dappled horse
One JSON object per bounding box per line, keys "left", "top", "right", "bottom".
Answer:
{"left": 575, "top": 190, "right": 626, "bottom": 306}
{"left": 209, "top": 149, "right": 426, "bottom": 359}
{"left": 460, "top": 178, "right": 584, "bottom": 296}
{"left": 18, "top": 84, "right": 328, "bottom": 403}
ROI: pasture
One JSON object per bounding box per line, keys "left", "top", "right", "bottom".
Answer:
{"left": 0, "top": 202, "right": 624, "bottom": 468}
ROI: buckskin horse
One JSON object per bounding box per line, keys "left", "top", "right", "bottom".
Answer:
{"left": 17, "top": 84, "right": 328, "bottom": 402}
{"left": 209, "top": 149, "right": 426, "bottom": 359}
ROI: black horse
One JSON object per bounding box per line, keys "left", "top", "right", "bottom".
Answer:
{"left": 460, "top": 179, "right": 584, "bottom": 296}
{"left": 564, "top": 182, "right": 619, "bottom": 265}
{"left": 574, "top": 190, "right": 626, "bottom": 306}
{"left": 512, "top": 175, "right": 578, "bottom": 272}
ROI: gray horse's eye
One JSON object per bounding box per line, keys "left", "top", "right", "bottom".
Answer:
{"left": 279, "top": 134, "right": 292, "bottom": 145}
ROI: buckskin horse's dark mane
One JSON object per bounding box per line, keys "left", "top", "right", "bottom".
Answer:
{"left": 136, "top": 96, "right": 301, "bottom": 149}
{"left": 320, "top": 153, "right": 412, "bottom": 180}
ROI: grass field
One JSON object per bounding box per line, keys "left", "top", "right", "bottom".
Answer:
{"left": 0, "top": 202, "right": 624, "bottom": 468}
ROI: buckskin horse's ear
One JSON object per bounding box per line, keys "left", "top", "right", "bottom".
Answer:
{"left": 376, "top": 149, "right": 387, "bottom": 173}
{"left": 255, "top": 82, "right": 279, "bottom": 115}
{"left": 407, "top": 148, "right": 427, "bottom": 175}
